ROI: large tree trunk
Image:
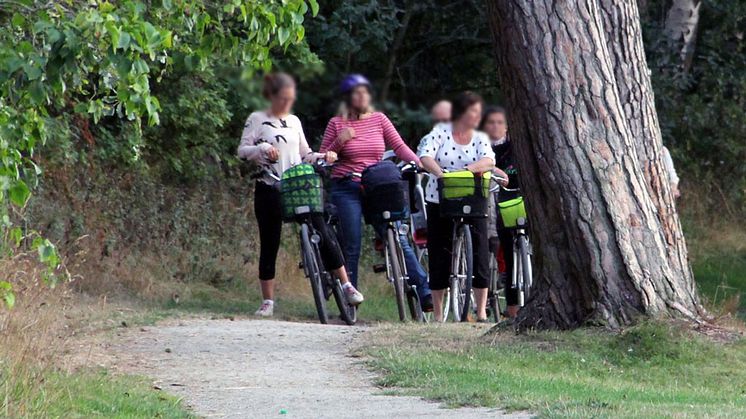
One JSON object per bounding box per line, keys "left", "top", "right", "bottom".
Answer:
{"left": 485, "top": 0, "right": 702, "bottom": 329}
{"left": 598, "top": 0, "right": 695, "bottom": 305}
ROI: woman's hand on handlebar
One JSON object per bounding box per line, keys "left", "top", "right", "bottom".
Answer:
{"left": 420, "top": 156, "right": 444, "bottom": 178}
{"left": 324, "top": 151, "right": 338, "bottom": 164}
{"left": 492, "top": 168, "right": 509, "bottom": 186}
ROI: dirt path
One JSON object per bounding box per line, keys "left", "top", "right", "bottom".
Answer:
{"left": 104, "top": 318, "right": 528, "bottom": 418}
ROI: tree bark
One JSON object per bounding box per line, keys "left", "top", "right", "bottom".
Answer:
{"left": 597, "top": 0, "right": 695, "bottom": 308}
{"left": 485, "top": 0, "right": 702, "bottom": 329}
{"left": 664, "top": 0, "right": 701, "bottom": 72}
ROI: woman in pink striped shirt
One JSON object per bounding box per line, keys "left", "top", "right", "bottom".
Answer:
{"left": 320, "top": 75, "right": 433, "bottom": 312}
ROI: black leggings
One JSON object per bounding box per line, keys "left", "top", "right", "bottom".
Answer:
{"left": 425, "top": 203, "right": 490, "bottom": 290}
{"left": 497, "top": 229, "right": 520, "bottom": 306}
{"left": 254, "top": 182, "right": 345, "bottom": 280}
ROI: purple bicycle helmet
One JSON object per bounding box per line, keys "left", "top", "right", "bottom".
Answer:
{"left": 339, "top": 74, "right": 371, "bottom": 95}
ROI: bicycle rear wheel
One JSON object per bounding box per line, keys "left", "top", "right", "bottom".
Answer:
{"left": 386, "top": 228, "right": 407, "bottom": 322}
{"left": 488, "top": 255, "right": 501, "bottom": 323}
{"left": 330, "top": 277, "right": 356, "bottom": 325}
{"left": 301, "top": 224, "right": 328, "bottom": 324}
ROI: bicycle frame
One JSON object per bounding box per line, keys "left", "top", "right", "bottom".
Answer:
{"left": 490, "top": 177, "right": 533, "bottom": 308}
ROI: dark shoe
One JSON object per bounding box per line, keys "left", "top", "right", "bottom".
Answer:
{"left": 420, "top": 294, "right": 434, "bottom": 313}
{"left": 476, "top": 318, "right": 491, "bottom": 323}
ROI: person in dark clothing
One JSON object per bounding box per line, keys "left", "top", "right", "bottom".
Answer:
{"left": 481, "top": 106, "right": 521, "bottom": 319}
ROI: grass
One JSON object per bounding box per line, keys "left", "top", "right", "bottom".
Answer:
{"left": 686, "top": 222, "right": 746, "bottom": 318}
{"left": 154, "top": 237, "right": 405, "bottom": 324}
{"left": 0, "top": 258, "right": 193, "bottom": 418}
{"left": 5, "top": 369, "right": 193, "bottom": 418}
{"left": 364, "top": 322, "right": 746, "bottom": 418}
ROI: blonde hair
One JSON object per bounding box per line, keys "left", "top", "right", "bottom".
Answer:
{"left": 337, "top": 102, "right": 375, "bottom": 120}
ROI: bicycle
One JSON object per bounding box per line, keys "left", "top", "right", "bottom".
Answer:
{"left": 438, "top": 170, "right": 492, "bottom": 322}
{"left": 385, "top": 151, "right": 428, "bottom": 266}
{"left": 487, "top": 177, "right": 533, "bottom": 320}
{"left": 361, "top": 162, "right": 424, "bottom": 322}
{"left": 269, "top": 161, "right": 357, "bottom": 325}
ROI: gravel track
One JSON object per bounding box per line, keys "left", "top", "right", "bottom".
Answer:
{"left": 107, "top": 318, "right": 529, "bottom": 418}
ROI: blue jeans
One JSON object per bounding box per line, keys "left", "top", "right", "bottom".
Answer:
{"left": 330, "top": 179, "right": 431, "bottom": 300}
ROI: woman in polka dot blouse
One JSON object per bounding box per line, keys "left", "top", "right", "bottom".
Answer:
{"left": 418, "top": 91, "right": 497, "bottom": 322}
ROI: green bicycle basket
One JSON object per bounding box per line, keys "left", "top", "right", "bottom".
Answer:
{"left": 498, "top": 196, "right": 527, "bottom": 228}
{"left": 438, "top": 171, "right": 491, "bottom": 218}
{"left": 280, "top": 164, "right": 324, "bottom": 221}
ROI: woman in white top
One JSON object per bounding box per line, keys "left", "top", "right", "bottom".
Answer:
{"left": 418, "top": 91, "right": 497, "bottom": 322}
{"left": 238, "top": 73, "right": 363, "bottom": 317}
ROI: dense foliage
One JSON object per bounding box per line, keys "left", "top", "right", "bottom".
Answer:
{"left": 0, "top": 0, "right": 319, "bottom": 305}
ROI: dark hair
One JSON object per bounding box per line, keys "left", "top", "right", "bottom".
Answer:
{"left": 451, "top": 91, "right": 484, "bottom": 122}
{"left": 479, "top": 106, "right": 507, "bottom": 130}
{"left": 262, "top": 72, "right": 295, "bottom": 99}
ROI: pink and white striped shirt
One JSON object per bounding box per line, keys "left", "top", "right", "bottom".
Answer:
{"left": 320, "top": 112, "right": 419, "bottom": 179}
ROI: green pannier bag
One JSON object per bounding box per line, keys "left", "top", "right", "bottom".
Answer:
{"left": 440, "top": 171, "right": 491, "bottom": 199}
{"left": 437, "top": 171, "right": 491, "bottom": 218}
{"left": 280, "top": 164, "right": 324, "bottom": 221}
{"left": 498, "top": 196, "right": 527, "bottom": 228}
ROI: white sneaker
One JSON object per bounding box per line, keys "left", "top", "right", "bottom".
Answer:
{"left": 344, "top": 286, "right": 364, "bottom": 306}
{"left": 254, "top": 301, "right": 274, "bottom": 317}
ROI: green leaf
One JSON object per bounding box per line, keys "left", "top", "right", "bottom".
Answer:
{"left": 278, "top": 27, "right": 290, "bottom": 45}
{"left": 28, "top": 80, "right": 46, "bottom": 105}
{"left": 0, "top": 281, "right": 14, "bottom": 309}
{"left": 9, "top": 227, "right": 23, "bottom": 247}
{"left": 36, "top": 239, "right": 60, "bottom": 269}
{"left": 309, "top": 0, "right": 319, "bottom": 16}
{"left": 8, "top": 180, "right": 30, "bottom": 207}
{"left": 12, "top": 13, "right": 26, "bottom": 27}
{"left": 23, "top": 64, "right": 42, "bottom": 81}
{"left": 117, "top": 31, "right": 131, "bottom": 50}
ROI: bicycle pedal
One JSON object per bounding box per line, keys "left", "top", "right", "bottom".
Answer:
{"left": 298, "top": 261, "right": 304, "bottom": 269}
{"left": 372, "top": 264, "right": 386, "bottom": 273}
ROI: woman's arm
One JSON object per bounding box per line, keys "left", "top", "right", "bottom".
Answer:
{"left": 237, "top": 113, "right": 273, "bottom": 163}
{"left": 465, "top": 157, "right": 495, "bottom": 174}
{"left": 417, "top": 129, "right": 444, "bottom": 176}
{"left": 381, "top": 114, "right": 420, "bottom": 165}
{"left": 320, "top": 119, "right": 345, "bottom": 153}
{"left": 420, "top": 156, "right": 444, "bottom": 178}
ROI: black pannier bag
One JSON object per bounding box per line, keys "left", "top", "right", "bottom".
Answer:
{"left": 361, "top": 161, "right": 409, "bottom": 225}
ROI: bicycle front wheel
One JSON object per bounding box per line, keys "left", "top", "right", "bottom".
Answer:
{"left": 517, "top": 234, "right": 533, "bottom": 300}
{"left": 301, "top": 224, "right": 328, "bottom": 324}
{"left": 459, "top": 225, "right": 474, "bottom": 322}
{"left": 386, "top": 227, "right": 407, "bottom": 322}
{"left": 450, "top": 224, "right": 473, "bottom": 322}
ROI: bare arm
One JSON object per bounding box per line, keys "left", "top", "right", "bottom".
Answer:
{"left": 466, "top": 157, "right": 495, "bottom": 174}
{"left": 420, "top": 156, "right": 444, "bottom": 178}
